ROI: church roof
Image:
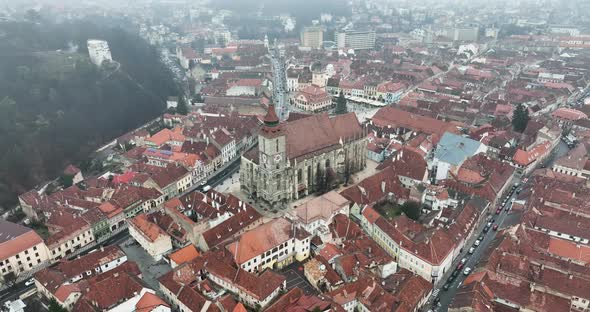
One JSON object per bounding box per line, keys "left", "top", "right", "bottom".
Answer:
{"left": 284, "top": 112, "right": 363, "bottom": 160}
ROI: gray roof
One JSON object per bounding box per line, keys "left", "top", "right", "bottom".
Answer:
{"left": 434, "top": 132, "right": 483, "bottom": 166}
{"left": 0, "top": 220, "right": 32, "bottom": 244}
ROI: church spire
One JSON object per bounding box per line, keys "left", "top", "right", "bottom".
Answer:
{"left": 263, "top": 104, "right": 280, "bottom": 127}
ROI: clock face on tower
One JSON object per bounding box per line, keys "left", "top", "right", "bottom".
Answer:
{"left": 274, "top": 154, "right": 282, "bottom": 163}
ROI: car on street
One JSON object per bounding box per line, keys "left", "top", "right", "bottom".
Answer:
{"left": 478, "top": 234, "right": 484, "bottom": 241}
{"left": 433, "top": 297, "right": 440, "bottom": 306}
{"left": 496, "top": 208, "right": 502, "bottom": 215}
{"left": 493, "top": 224, "right": 499, "bottom": 231}
{"left": 443, "top": 283, "right": 451, "bottom": 291}
{"left": 474, "top": 240, "right": 481, "bottom": 246}
{"left": 457, "top": 262, "right": 464, "bottom": 270}
{"left": 460, "top": 257, "right": 468, "bottom": 264}
{"left": 25, "top": 278, "right": 35, "bottom": 286}
{"left": 463, "top": 267, "right": 472, "bottom": 275}
{"left": 469, "top": 247, "right": 476, "bottom": 254}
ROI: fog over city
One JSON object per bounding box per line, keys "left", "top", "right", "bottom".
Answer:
{"left": 0, "top": 1, "right": 589, "bottom": 312}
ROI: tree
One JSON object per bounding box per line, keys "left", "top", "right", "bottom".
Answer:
{"left": 59, "top": 174, "right": 74, "bottom": 188}
{"left": 176, "top": 96, "right": 189, "bottom": 115}
{"left": 334, "top": 91, "right": 347, "bottom": 115}
{"left": 512, "top": 103, "right": 530, "bottom": 133}
{"left": 400, "top": 201, "right": 421, "bottom": 221}
{"left": 48, "top": 299, "right": 68, "bottom": 312}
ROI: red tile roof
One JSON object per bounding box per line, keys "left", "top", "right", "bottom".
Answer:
{"left": 226, "top": 218, "right": 299, "bottom": 264}
{"left": 372, "top": 106, "right": 459, "bottom": 143}
{"left": 0, "top": 220, "right": 44, "bottom": 261}
{"left": 135, "top": 292, "right": 169, "bottom": 312}
{"left": 129, "top": 213, "right": 169, "bottom": 242}
{"left": 169, "top": 245, "right": 200, "bottom": 266}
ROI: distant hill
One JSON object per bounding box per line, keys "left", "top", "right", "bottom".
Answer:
{"left": 0, "top": 19, "right": 179, "bottom": 208}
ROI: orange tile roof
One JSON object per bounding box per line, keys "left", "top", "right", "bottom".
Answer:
{"left": 135, "top": 292, "right": 169, "bottom": 312}
{"left": 129, "top": 213, "right": 168, "bottom": 242}
{"left": 169, "top": 245, "right": 200, "bottom": 266}
{"left": 226, "top": 218, "right": 295, "bottom": 264}
{"left": 513, "top": 141, "right": 551, "bottom": 166}
{"left": 147, "top": 127, "right": 185, "bottom": 147}
{"left": 233, "top": 303, "right": 247, "bottom": 312}
{"left": 548, "top": 237, "right": 590, "bottom": 264}
{"left": 0, "top": 221, "right": 44, "bottom": 261}
{"left": 362, "top": 206, "right": 380, "bottom": 224}
{"left": 98, "top": 201, "right": 123, "bottom": 219}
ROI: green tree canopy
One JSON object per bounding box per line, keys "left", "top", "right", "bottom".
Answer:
{"left": 512, "top": 103, "right": 530, "bottom": 133}
{"left": 177, "top": 96, "right": 189, "bottom": 115}
{"left": 400, "top": 201, "right": 421, "bottom": 221}
{"left": 48, "top": 299, "right": 68, "bottom": 312}
{"left": 335, "top": 91, "right": 347, "bottom": 115}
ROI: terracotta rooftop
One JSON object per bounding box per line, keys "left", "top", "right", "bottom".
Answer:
{"left": 0, "top": 220, "right": 43, "bottom": 261}
{"left": 226, "top": 218, "right": 304, "bottom": 264}
{"left": 168, "top": 245, "right": 200, "bottom": 266}
{"left": 129, "top": 213, "right": 169, "bottom": 242}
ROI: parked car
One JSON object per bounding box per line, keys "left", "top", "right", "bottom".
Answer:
{"left": 443, "top": 283, "right": 451, "bottom": 291}
{"left": 25, "top": 278, "right": 35, "bottom": 286}
{"left": 468, "top": 247, "right": 476, "bottom": 254}
{"left": 457, "top": 262, "right": 464, "bottom": 270}
{"left": 474, "top": 240, "right": 481, "bottom": 246}
{"left": 463, "top": 267, "right": 472, "bottom": 275}
{"left": 496, "top": 208, "right": 502, "bottom": 215}
{"left": 493, "top": 224, "right": 499, "bottom": 231}
{"left": 478, "top": 234, "right": 484, "bottom": 241}
{"left": 460, "top": 258, "right": 468, "bottom": 264}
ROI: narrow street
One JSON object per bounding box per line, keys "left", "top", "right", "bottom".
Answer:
{"left": 428, "top": 181, "right": 523, "bottom": 312}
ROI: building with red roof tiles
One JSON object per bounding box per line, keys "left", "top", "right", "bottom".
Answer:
{"left": 327, "top": 278, "right": 397, "bottom": 312}
{"left": 210, "top": 128, "right": 236, "bottom": 164}
{"left": 73, "top": 271, "right": 155, "bottom": 312}
{"left": 168, "top": 244, "right": 200, "bottom": 268}
{"left": 45, "top": 217, "right": 94, "bottom": 261}
{"left": 340, "top": 164, "right": 410, "bottom": 207}
{"left": 145, "top": 127, "right": 186, "bottom": 150}
{"left": 35, "top": 245, "right": 127, "bottom": 288}
{"left": 207, "top": 262, "right": 286, "bottom": 309}
{"left": 130, "top": 163, "right": 192, "bottom": 200}
{"left": 134, "top": 291, "right": 170, "bottom": 312}
{"left": 372, "top": 215, "right": 455, "bottom": 283}
{"left": 552, "top": 107, "right": 587, "bottom": 126}
{"left": 265, "top": 287, "right": 344, "bottom": 312}
{"left": 371, "top": 107, "right": 459, "bottom": 144}
{"left": 225, "top": 218, "right": 311, "bottom": 273}
{"left": 452, "top": 224, "right": 590, "bottom": 312}
{"left": 128, "top": 213, "right": 173, "bottom": 261}
{"left": 512, "top": 141, "right": 553, "bottom": 174}
{"left": 293, "top": 85, "right": 332, "bottom": 112}
{"left": 35, "top": 261, "right": 141, "bottom": 311}
{"left": 552, "top": 142, "right": 590, "bottom": 179}
{"left": 0, "top": 220, "right": 50, "bottom": 280}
